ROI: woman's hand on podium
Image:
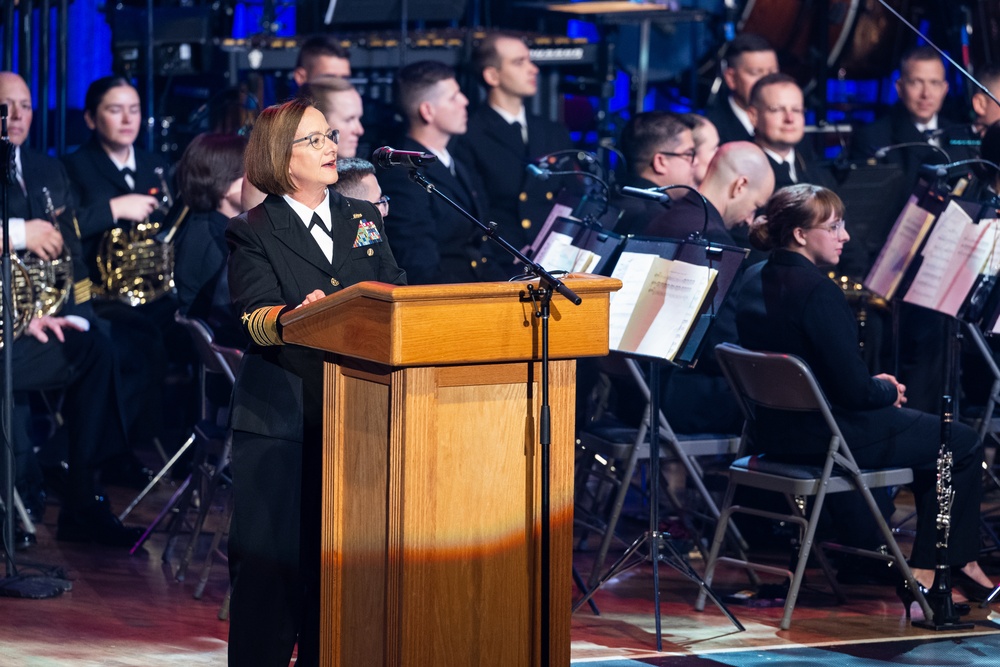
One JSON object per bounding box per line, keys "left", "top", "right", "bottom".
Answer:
{"left": 297, "top": 289, "right": 326, "bottom": 308}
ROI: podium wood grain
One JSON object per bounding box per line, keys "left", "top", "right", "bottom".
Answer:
{"left": 282, "top": 275, "right": 620, "bottom": 666}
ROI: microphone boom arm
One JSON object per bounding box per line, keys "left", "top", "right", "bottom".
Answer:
{"left": 406, "top": 169, "right": 581, "bottom": 305}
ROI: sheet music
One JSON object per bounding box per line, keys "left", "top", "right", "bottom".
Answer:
{"left": 534, "top": 230, "right": 602, "bottom": 273}
{"left": 903, "top": 200, "right": 973, "bottom": 312}
{"left": 609, "top": 251, "right": 717, "bottom": 360}
{"left": 935, "top": 218, "right": 997, "bottom": 316}
{"left": 522, "top": 203, "right": 575, "bottom": 260}
{"left": 608, "top": 252, "right": 659, "bottom": 349}
{"left": 535, "top": 231, "right": 578, "bottom": 272}
{"left": 982, "top": 219, "right": 1000, "bottom": 277}
{"left": 633, "top": 261, "right": 717, "bottom": 361}
{"left": 865, "top": 195, "right": 937, "bottom": 299}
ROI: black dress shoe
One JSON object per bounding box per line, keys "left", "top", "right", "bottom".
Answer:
{"left": 952, "top": 567, "right": 998, "bottom": 602}
{"left": 57, "top": 499, "right": 144, "bottom": 548}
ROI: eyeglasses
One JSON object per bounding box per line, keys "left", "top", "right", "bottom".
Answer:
{"left": 657, "top": 149, "right": 697, "bottom": 163}
{"left": 759, "top": 105, "right": 805, "bottom": 116}
{"left": 373, "top": 195, "right": 390, "bottom": 212}
{"left": 812, "top": 219, "right": 847, "bottom": 235}
{"left": 292, "top": 128, "right": 339, "bottom": 150}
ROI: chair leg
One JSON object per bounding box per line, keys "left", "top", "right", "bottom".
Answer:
{"left": 586, "top": 418, "right": 649, "bottom": 590}
{"left": 694, "top": 478, "right": 738, "bottom": 612}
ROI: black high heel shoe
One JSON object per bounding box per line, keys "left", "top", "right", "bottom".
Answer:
{"left": 951, "top": 567, "right": 998, "bottom": 603}
{"left": 896, "top": 579, "right": 971, "bottom": 619}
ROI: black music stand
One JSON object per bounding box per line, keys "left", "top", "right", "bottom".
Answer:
{"left": 0, "top": 106, "right": 71, "bottom": 599}
{"left": 571, "top": 236, "right": 747, "bottom": 647}
{"left": 864, "top": 179, "right": 992, "bottom": 629}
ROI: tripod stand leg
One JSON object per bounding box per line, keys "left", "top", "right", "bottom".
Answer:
{"left": 655, "top": 532, "right": 744, "bottom": 632}
{"left": 572, "top": 532, "right": 651, "bottom": 613}
{"left": 572, "top": 565, "right": 599, "bottom": 615}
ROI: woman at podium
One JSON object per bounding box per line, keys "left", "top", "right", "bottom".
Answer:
{"left": 225, "top": 99, "right": 406, "bottom": 666}
{"left": 734, "top": 184, "right": 995, "bottom": 607}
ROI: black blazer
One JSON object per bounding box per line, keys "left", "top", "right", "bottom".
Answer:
{"left": 704, "top": 97, "right": 754, "bottom": 145}
{"left": 764, "top": 146, "right": 836, "bottom": 190}
{"left": 735, "top": 250, "right": 901, "bottom": 456}
{"left": 377, "top": 136, "right": 505, "bottom": 284}
{"left": 637, "top": 190, "right": 735, "bottom": 246}
{"left": 452, "top": 105, "right": 573, "bottom": 254}
{"left": 609, "top": 175, "right": 670, "bottom": 237}
{"left": 226, "top": 191, "right": 406, "bottom": 443}
{"left": 850, "top": 104, "right": 979, "bottom": 184}
{"left": 175, "top": 209, "right": 247, "bottom": 348}
{"left": 61, "top": 136, "right": 172, "bottom": 280}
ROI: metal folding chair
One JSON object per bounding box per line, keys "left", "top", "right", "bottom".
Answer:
{"left": 696, "top": 343, "right": 930, "bottom": 630}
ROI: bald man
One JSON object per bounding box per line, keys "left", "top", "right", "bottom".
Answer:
{"left": 629, "top": 140, "right": 775, "bottom": 248}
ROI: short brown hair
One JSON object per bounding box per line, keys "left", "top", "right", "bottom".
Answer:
{"left": 619, "top": 111, "right": 689, "bottom": 174}
{"left": 244, "top": 99, "right": 310, "bottom": 197}
{"left": 749, "top": 72, "right": 799, "bottom": 108}
{"left": 749, "top": 184, "right": 845, "bottom": 252}
{"left": 297, "top": 76, "right": 357, "bottom": 116}
{"left": 295, "top": 34, "right": 351, "bottom": 70}
{"left": 397, "top": 60, "right": 456, "bottom": 122}
{"left": 473, "top": 32, "right": 525, "bottom": 84}
{"left": 177, "top": 132, "right": 247, "bottom": 212}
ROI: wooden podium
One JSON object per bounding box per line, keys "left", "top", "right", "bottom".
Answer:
{"left": 280, "top": 274, "right": 621, "bottom": 667}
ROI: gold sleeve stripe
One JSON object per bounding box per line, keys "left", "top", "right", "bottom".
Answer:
{"left": 74, "top": 278, "right": 92, "bottom": 305}
{"left": 243, "top": 305, "right": 284, "bottom": 346}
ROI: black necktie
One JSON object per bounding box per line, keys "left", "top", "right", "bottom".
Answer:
{"left": 774, "top": 160, "right": 792, "bottom": 184}
{"left": 308, "top": 212, "right": 331, "bottom": 238}
{"left": 121, "top": 167, "right": 135, "bottom": 191}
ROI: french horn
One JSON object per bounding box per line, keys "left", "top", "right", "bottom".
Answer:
{"left": 94, "top": 166, "right": 176, "bottom": 307}
{"left": 1, "top": 254, "right": 36, "bottom": 348}
{"left": 20, "top": 186, "right": 73, "bottom": 318}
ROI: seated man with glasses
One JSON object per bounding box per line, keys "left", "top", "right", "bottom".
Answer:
{"left": 748, "top": 72, "right": 835, "bottom": 191}
{"left": 612, "top": 110, "right": 701, "bottom": 236}
{"left": 331, "top": 156, "right": 390, "bottom": 218}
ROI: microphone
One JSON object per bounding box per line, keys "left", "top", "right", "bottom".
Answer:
{"left": 525, "top": 163, "right": 550, "bottom": 180}
{"left": 918, "top": 158, "right": 1000, "bottom": 180}
{"left": 372, "top": 146, "right": 438, "bottom": 169}
{"left": 621, "top": 185, "right": 672, "bottom": 206}
{"left": 873, "top": 141, "right": 952, "bottom": 162}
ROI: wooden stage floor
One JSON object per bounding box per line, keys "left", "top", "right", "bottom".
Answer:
{"left": 2, "top": 478, "right": 1000, "bottom": 665}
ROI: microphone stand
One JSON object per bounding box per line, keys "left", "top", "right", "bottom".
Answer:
{"left": 0, "top": 106, "right": 70, "bottom": 599}
{"left": 406, "top": 168, "right": 580, "bottom": 667}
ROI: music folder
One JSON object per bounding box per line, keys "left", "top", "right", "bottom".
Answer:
{"left": 601, "top": 235, "right": 747, "bottom": 367}
{"left": 866, "top": 178, "right": 1000, "bottom": 325}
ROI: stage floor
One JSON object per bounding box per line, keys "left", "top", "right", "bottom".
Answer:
{"left": 2, "top": 474, "right": 1000, "bottom": 665}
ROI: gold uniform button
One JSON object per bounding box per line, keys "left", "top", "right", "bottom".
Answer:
{"left": 519, "top": 192, "right": 528, "bottom": 202}
{"left": 367, "top": 248, "right": 374, "bottom": 256}
{"left": 521, "top": 219, "right": 531, "bottom": 229}
{"left": 330, "top": 278, "right": 340, "bottom": 287}
{"left": 545, "top": 191, "right": 554, "bottom": 200}
{"left": 471, "top": 260, "right": 478, "bottom": 268}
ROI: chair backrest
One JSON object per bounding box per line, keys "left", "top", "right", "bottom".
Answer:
{"left": 174, "top": 310, "right": 230, "bottom": 378}
{"left": 714, "top": 343, "right": 848, "bottom": 459}
{"left": 210, "top": 341, "right": 242, "bottom": 387}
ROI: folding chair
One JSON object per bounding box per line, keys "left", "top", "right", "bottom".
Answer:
{"left": 128, "top": 312, "right": 236, "bottom": 560}
{"left": 696, "top": 343, "right": 931, "bottom": 630}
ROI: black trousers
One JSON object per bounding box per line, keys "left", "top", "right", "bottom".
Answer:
{"left": 843, "top": 408, "right": 982, "bottom": 569}
{"left": 12, "top": 327, "right": 125, "bottom": 506}
{"left": 757, "top": 405, "right": 983, "bottom": 569}
{"left": 228, "top": 430, "right": 320, "bottom": 667}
